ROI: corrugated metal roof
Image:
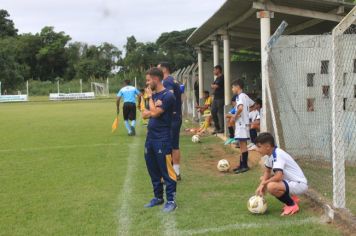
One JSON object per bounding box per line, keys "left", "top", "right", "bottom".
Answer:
{"left": 187, "top": 0, "right": 355, "bottom": 51}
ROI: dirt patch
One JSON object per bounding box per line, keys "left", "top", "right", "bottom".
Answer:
{"left": 183, "top": 125, "right": 355, "bottom": 235}
{"left": 189, "top": 142, "right": 264, "bottom": 176}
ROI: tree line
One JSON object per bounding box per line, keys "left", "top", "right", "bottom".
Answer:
{"left": 0, "top": 9, "right": 196, "bottom": 93}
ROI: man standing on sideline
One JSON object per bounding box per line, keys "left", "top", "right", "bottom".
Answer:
{"left": 142, "top": 67, "right": 177, "bottom": 212}
{"left": 194, "top": 79, "right": 199, "bottom": 106}
{"left": 116, "top": 80, "right": 141, "bottom": 136}
{"left": 158, "top": 62, "right": 183, "bottom": 181}
{"left": 211, "top": 65, "right": 225, "bottom": 134}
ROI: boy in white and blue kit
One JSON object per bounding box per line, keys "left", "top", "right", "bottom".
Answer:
{"left": 231, "top": 79, "right": 255, "bottom": 174}
{"left": 255, "top": 132, "right": 308, "bottom": 216}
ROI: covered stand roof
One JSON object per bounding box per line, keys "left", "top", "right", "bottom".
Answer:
{"left": 187, "top": 0, "right": 355, "bottom": 51}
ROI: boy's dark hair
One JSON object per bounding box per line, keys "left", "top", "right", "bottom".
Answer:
{"left": 139, "top": 88, "right": 144, "bottom": 93}
{"left": 255, "top": 132, "right": 275, "bottom": 147}
{"left": 203, "top": 90, "right": 209, "bottom": 95}
{"left": 158, "top": 62, "right": 171, "bottom": 73}
{"left": 146, "top": 67, "right": 164, "bottom": 81}
{"left": 232, "top": 79, "right": 244, "bottom": 89}
{"left": 124, "top": 79, "right": 131, "bottom": 85}
{"left": 255, "top": 98, "right": 262, "bottom": 107}
{"left": 214, "top": 65, "right": 222, "bottom": 72}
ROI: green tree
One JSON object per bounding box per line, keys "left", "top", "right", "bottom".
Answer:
{"left": 0, "top": 9, "right": 17, "bottom": 38}
{"left": 124, "top": 36, "right": 138, "bottom": 54}
{"left": 0, "top": 37, "right": 27, "bottom": 92}
{"left": 64, "top": 42, "right": 83, "bottom": 80}
{"left": 35, "top": 26, "right": 71, "bottom": 81}
{"left": 75, "top": 58, "right": 105, "bottom": 80}
{"left": 15, "top": 33, "right": 42, "bottom": 79}
{"left": 156, "top": 28, "right": 196, "bottom": 70}
{"left": 124, "top": 42, "right": 158, "bottom": 72}
{"left": 75, "top": 43, "right": 122, "bottom": 80}
{"left": 98, "top": 42, "right": 122, "bottom": 74}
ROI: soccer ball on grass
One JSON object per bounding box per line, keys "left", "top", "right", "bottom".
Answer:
{"left": 192, "top": 134, "right": 201, "bottom": 143}
{"left": 247, "top": 195, "right": 268, "bottom": 214}
{"left": 217, "top": 159, "right": 230, "bottom": 172}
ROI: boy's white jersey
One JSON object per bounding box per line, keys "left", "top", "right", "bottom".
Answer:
{"left": 249, "top": 110, "right": 260, "bottom": 123}
{"left": 235, "top": 92, "right": 254, "bottom": 126}
{"left": 265, "top": 148, "right": 308, "bottom": 184}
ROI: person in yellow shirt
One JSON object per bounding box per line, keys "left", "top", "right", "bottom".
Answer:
{"left": 195, "top": 91, "right": 212, "bottom": 134}
{"left": 139, "top": 88, "right": 150, "bottom": 125}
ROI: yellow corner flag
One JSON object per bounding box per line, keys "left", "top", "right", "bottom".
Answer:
{"left": 112, "top": 116, "right": 119, "bottom": 133}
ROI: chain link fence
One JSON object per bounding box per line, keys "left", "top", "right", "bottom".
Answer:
{"left": 173, "top": 63, "right": 199, "bottom": 120}
{"left": 267, "top": 14, "right": 356, "bottom": 214}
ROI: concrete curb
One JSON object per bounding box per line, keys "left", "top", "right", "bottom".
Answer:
{"left": 305, "top": 189, "right": 356, "bottom": 235}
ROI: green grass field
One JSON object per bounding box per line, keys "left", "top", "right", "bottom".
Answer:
{"left": 0, "top": 99, "right": 342, "bottom": 235}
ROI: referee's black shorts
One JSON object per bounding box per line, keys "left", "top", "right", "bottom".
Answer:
{"left": 123, "top": 102, "right": 136, "bottom": 120}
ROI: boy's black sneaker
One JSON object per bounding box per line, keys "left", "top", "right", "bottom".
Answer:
{"left": 234, "top": 167, "right": 250, "bottom": 174}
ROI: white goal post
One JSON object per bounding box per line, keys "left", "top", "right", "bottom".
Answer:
{"left": 91, "top": 78, "right": 109, "bottom": 96}
{"left": 0, "top": 81, "right": 29, "bottom": 103}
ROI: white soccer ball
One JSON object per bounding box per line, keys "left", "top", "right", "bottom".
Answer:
{"left": 192, "top": 134, "right": 201, "bottom": 143}
{"left": 217, "top": 159, "right": 230, "bottom": 172}
{"left": 247, "top": 195, "right": 268, "bottom": 214}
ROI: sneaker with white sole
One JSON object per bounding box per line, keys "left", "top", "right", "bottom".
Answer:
{"left": 224, "top": 138, "right": 236, "bottom": 145}
{"left": 144, "top": 198, "right": 164, "bottom": 208}
{"left": 162, "top": 201, "right": 177, "bottom": 213}
{"left": 281, "top": 203, "right": 299, "bottom": 216}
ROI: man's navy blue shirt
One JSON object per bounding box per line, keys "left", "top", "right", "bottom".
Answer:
{"left": 147, "top": 89, "right": 176, "bottom": 142}
{"left": 163, "top": 75, "right": 182, "bottom": 117}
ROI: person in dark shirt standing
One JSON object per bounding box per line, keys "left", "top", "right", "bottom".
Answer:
{"left": 211, "top": 65, "right": 225, "bottom": 134}
{"left": 142, "top": 67, "right": 177, "bottom": 213}
{"left": 194, "top": 79, "right": 199, "bottom": 106}
{"left": 158, "top": 62, "right": 183, "bottom": 181}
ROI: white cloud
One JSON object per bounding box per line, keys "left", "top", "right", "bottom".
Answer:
{"left": 2, "top": 0, "right": 225, "bottom": 49}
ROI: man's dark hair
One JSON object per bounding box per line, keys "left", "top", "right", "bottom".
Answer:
{"left": 124, "top": 79, "right": 131, "bottom": 85}
{"left": 255, "top": 98, "right": 262, "bottom": 107}
{"left": 203, "top": 90, "right": 209, "bottom": 95}
{"left": 146, "top": 67, "right": 164, "bottom": 81}
{"left": 232, "top": 79, "right": 244, "bottom": 89}
{"left": 159, "top": 62, "right": 171, "bottom": 73}
{"left": 214, "top": 65, "right": 222, "bottom": 72}
{"left": 255, "top": 132, "right": 275, "bottom": 147}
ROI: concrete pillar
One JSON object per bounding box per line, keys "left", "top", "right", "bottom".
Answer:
{"left": 222, "top": 34, "right": 231, "bottom": 106}
{"left": 196, "top": 47, "right": 204, "bottom": 102}
{"left": 212, "top": 39, "right": 220, "bottom": 68}
{"left": 257, "top": 10, "right": 273, "bottom": 132}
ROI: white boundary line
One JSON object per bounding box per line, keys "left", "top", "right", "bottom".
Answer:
{"left": 162, "top": 212, "right": 179, "bottom": 236}
{"left": 117, "top": 140, "right": 140, "bottom": 236}
{"left": 0, "top": 143, "right": 120, "bottom": 153}
{"left": 178, "top": 217, "right": 321, "bottom": 235}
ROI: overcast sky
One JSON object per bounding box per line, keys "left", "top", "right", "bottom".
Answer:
{"left": 2, "top": 0, "right": 225, "bottom": 49}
